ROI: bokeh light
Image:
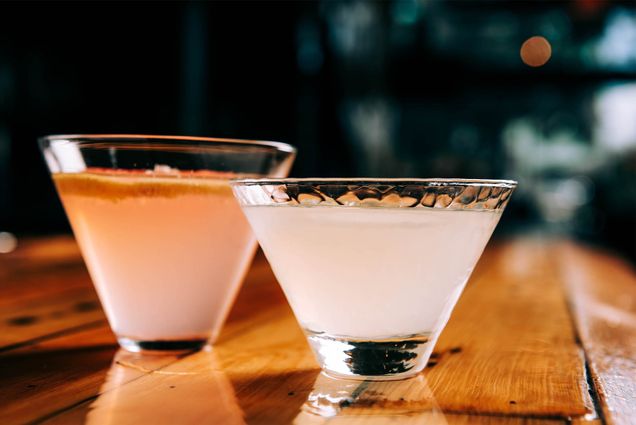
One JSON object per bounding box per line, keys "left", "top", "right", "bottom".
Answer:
{"left": 520, "top": 36, "right": 552, "bottom": 67}
{"left": 0, "top": 232, "right": 17, "bottom": 254}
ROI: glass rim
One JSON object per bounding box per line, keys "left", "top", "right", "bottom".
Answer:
{"left": 38, "top": 134, "right": 297, "bottom": 154}
{"left": 231, "top": 178, "right": 517, "bottom": 188}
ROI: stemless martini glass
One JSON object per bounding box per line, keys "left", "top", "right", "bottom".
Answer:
{"left": 40, "top": 135, "right": 295, "bottom": 353}
{"left": 231, "top": 178, "right": 516, "bottom": 380}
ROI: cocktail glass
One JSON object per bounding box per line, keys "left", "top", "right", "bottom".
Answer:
{"left": 231, "top": 178, "right": 516, "bottom": 380}
{"left": 40, "top": 135, "right": 295, "bottom": 353}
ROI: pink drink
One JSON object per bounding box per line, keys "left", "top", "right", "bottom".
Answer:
{"left": 54, "top": 169, "right": 255, "bottom": 349}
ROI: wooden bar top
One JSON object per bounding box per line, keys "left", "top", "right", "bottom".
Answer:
{"left": 1, "top": 236, "right": 634, "bottom": 424}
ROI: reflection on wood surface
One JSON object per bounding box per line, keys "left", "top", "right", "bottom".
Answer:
{"left": 84, "top": 350, "right": 245, "bottom": 425}
{"left": 0, "top": 236, "right": 634, "bottom": 424}
{"left": 294, "top": 373, "right": 445, "bottom": 423}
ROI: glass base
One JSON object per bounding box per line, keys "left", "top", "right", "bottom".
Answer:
{"left": 118, "top": 336, "right": 209, "bottom": 354}
{"left": 306, "top": 331, "right": 434, "bottom": 381}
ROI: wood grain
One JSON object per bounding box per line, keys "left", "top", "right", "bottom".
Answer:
{"left": 555, "top": 242, "right": 636, "bottom": 425}
{"left": 1, "top": 236, "right": 623, "bottom": 424}
{"left": 0, "top": 326, "right": 189, "bottom": 425}
{"left": 424, "top": 241, "right": 593, "bottom": 417}
{"left": 0, "top": 289, "right": 105, "bottom": 352}
{"left": 1, "top": 325, "right": 122, "bottom": 425}
{"left": 0, "top": 249, "right": 286, "bottom": 424}
{"left": 0, "top": 236, "right": 103, "bottom": 351}
{"left": 570, "top": 419, "right": 602, "bottom": 425}
{"left": 44, "top": 349, "right": 564, "bottom": 425}
{"left": 43, "top": 350, "right": 238, "bottom": 425}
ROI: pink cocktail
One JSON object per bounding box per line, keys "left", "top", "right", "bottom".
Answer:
{"left": 41, "top": 135, "right": 295, "bottom": 352}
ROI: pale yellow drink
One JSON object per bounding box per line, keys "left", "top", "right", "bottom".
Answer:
{"left": 54, "top": 169, "right": 255, "bottom": 349}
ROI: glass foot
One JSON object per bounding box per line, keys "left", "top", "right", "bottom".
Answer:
{"left": 118, "top": 336, "right": 209, "bottom": 354}
{"left": 306, "top": 331, "right": 434, "bottom": 380}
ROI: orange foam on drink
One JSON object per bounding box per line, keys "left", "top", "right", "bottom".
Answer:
{"left": 52, "top": 167, "right": 237, "bottom": 200}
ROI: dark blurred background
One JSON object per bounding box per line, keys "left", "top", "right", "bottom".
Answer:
{"left": 1, "top": 0, "right": 636, "bottom": 260}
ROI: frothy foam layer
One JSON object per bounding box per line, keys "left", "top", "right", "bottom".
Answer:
{"left": 53, "top": 168, "right": 235, "bottom": 200}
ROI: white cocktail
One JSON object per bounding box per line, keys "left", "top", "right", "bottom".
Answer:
{"left": 232, "top": 179, "right": 515, "bottom": 379}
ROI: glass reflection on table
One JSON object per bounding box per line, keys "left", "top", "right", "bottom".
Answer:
{"left": 85, "top": 349, "right": 245, "bottom": 425}
{"left": 294, "top": 372, "right": 448, "bottom": 424}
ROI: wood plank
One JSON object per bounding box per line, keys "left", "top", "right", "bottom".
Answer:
{"left": 291, "top": 372, "right": 565, "bottom": 424}
{"left": 555, "top": 242, "right": 636, "bottom": 425}
{"left": 44, "top": 350, "right": 246, "bottom": 425}
{"left": 0, "top": 237, "right": 280, "bottom": 352}
{"left": 0, "top": 236, "right": 84, "bottom": 307}
{"left": 440, "top": 419, "right": 563, "bottom": 425}
{"left": 0, "top": 236, "right": 104, "bottom": 351}
{"left": 2, "top": 238, "right": 602, "bottom": 423}
{"left": 40, "top": 240, "right": 590, "bottom": 423}
{"left": 216, "top": 239, "right": 592, "bottom": 419}
{"left": 423, "top": 240, "right": 594, "bottom": 418}
{"left": 0, "top": 288, "right": 105, "bottom": 352}
{"left": 0, "top": 236, "right": 85, "bottom": 309}
{"left": 0, "top": 325, "right": 148, "bottom": 425}
{"left": 44, "top": 348, "right": 565, "bottom": 425}
{"left": 0, "top": 252, "right": 290, "bottom": 425}
{"left": 0, "top": 261, "right": 89, "bottom": 309}
{"left": 294, "top": 413, "right": 563, "bottom": 425}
